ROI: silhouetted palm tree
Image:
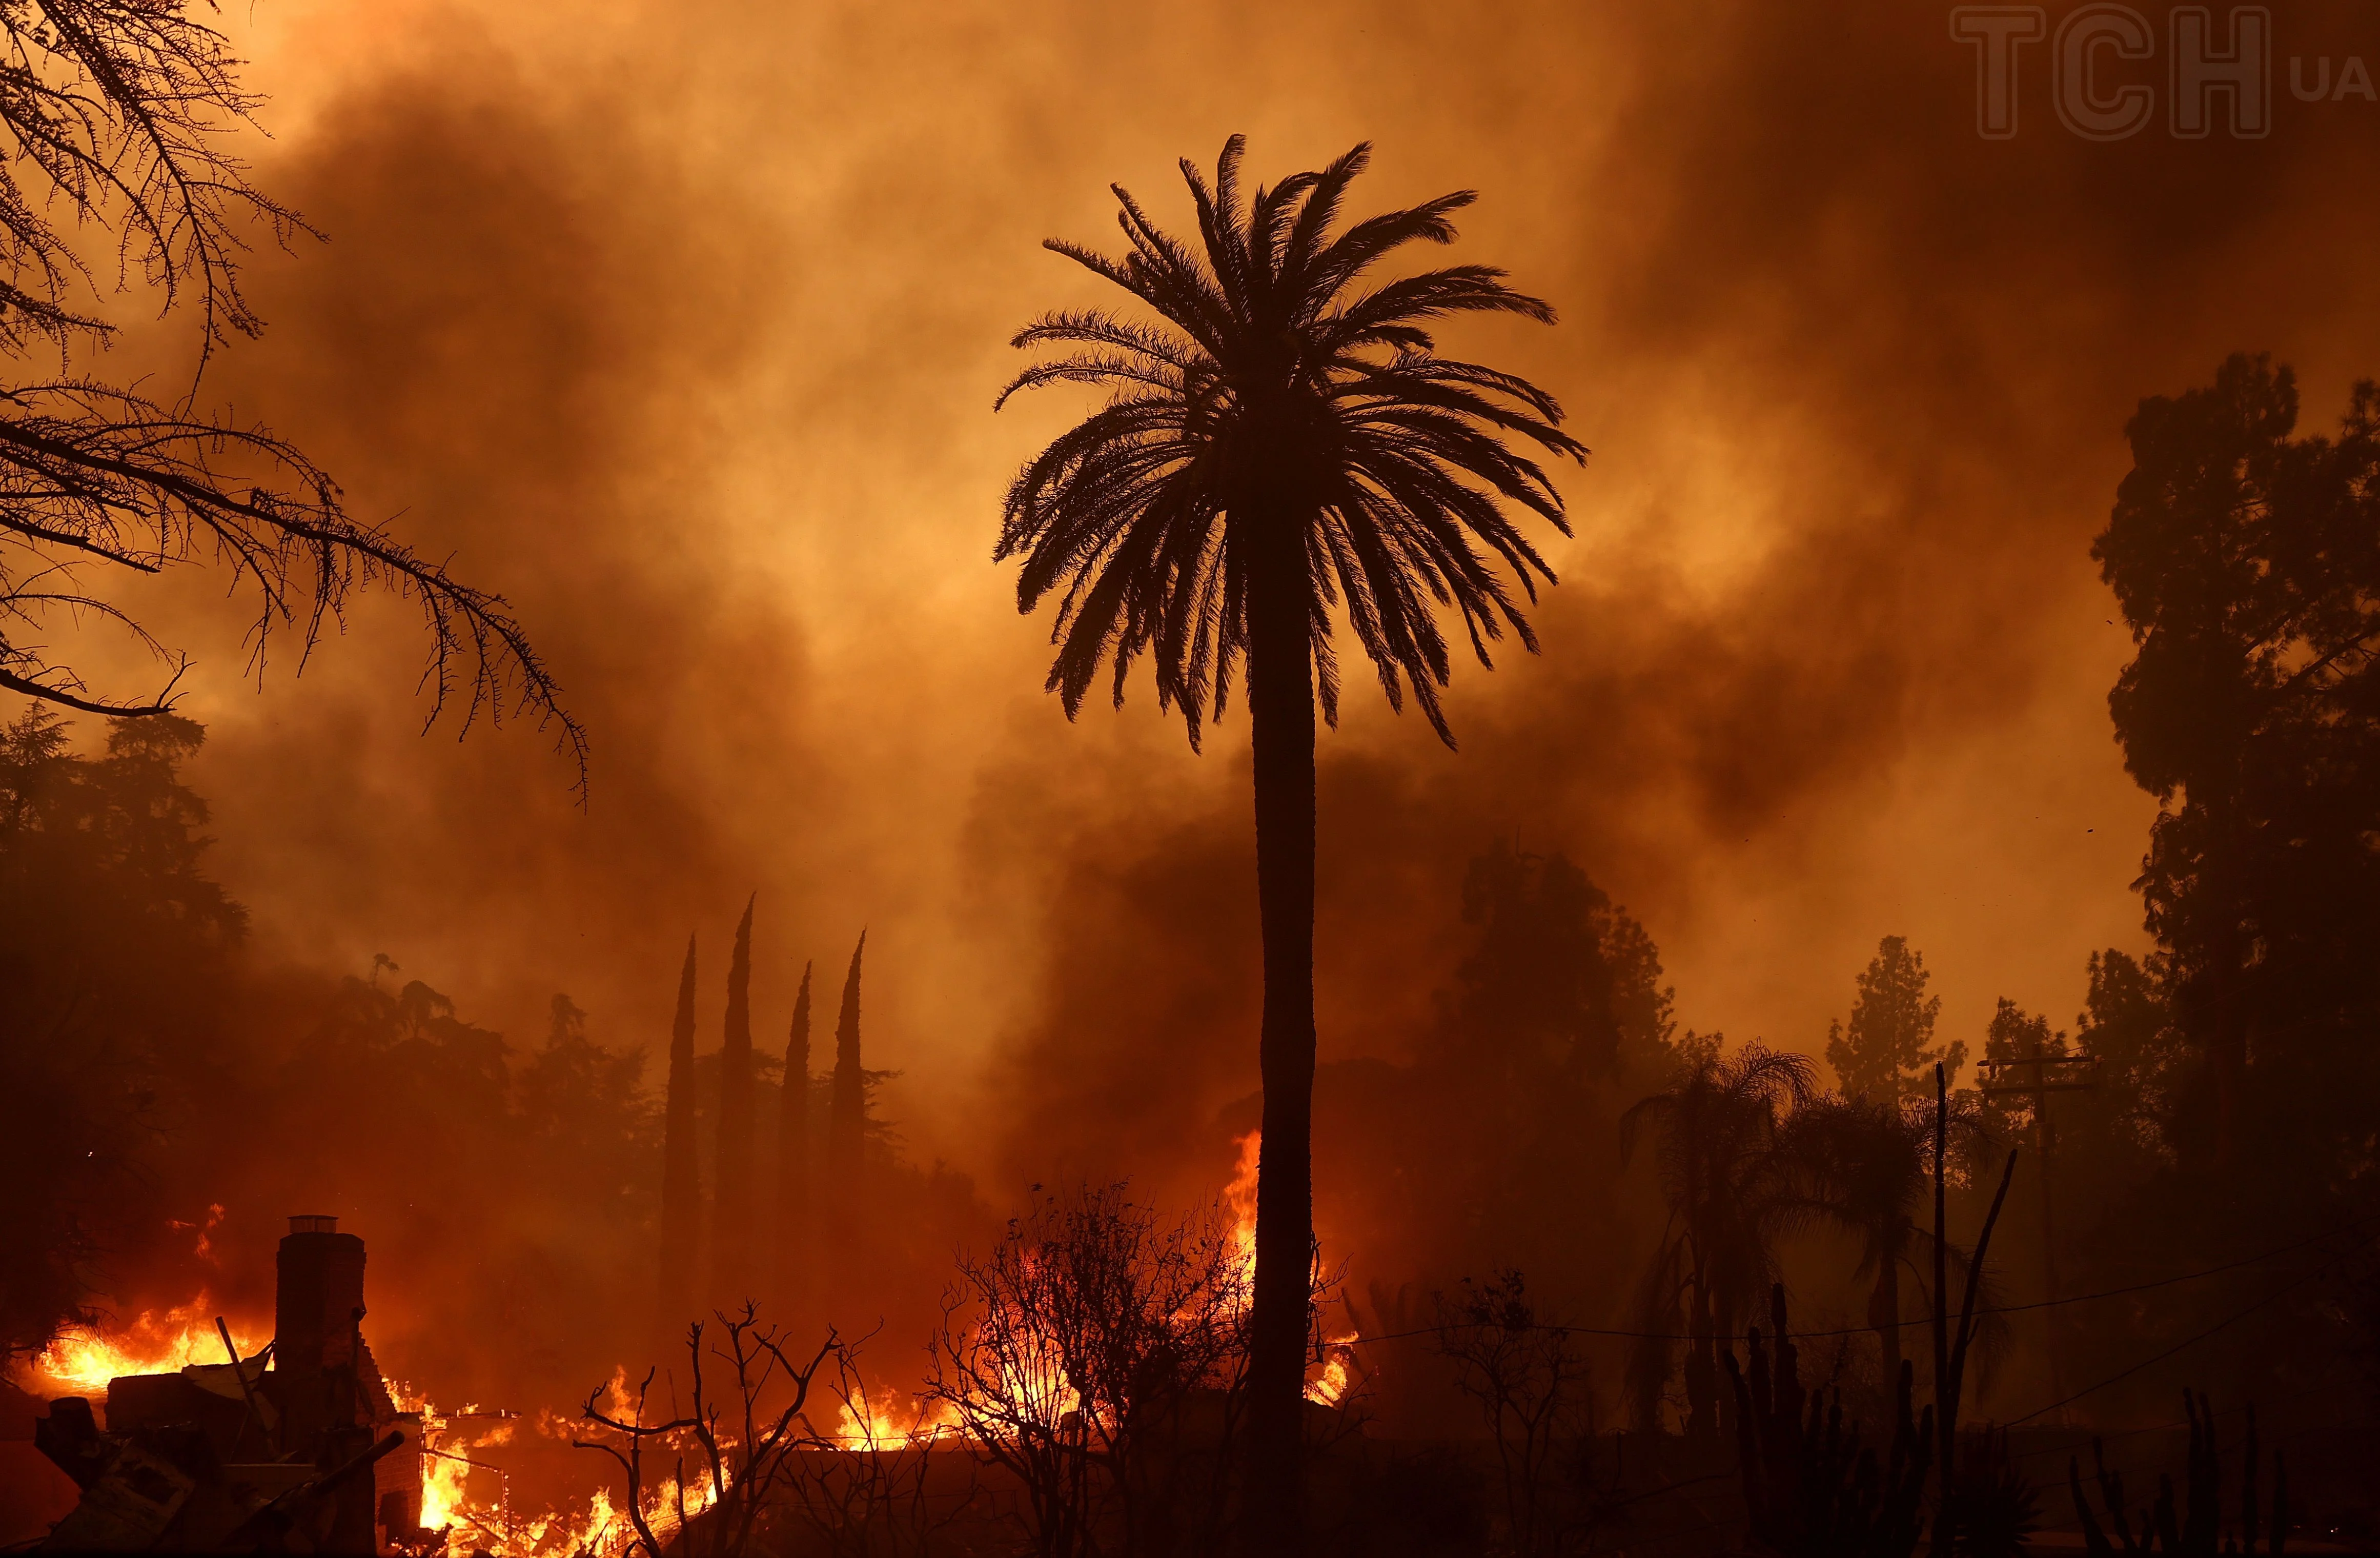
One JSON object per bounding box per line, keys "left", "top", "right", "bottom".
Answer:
{"left": 996, "top": 135, "right": 1583, "bottom": 1539}
{"left": 1620, "top": 1040, "right": 1815, "bottom": 1444}
{"left": 1787, "top": 1094, "right": 1928, "bottom": 1380}
{"left": 1783, "top": 1091, "right": 2010, "bottom": 1409}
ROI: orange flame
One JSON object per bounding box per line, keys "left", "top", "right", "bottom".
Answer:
{"left": 1307, "top": 1331, "right": 1360, "bottom": 1406}
{"left": 10, "top": 1296, "right": 262, "bottom": 1400}
{"left": 406, "top": 1377, "right": 725, "bottom": 1558}
{"left": 1226, "top": 1129, "right": 1261, "bottom": 1302}
{"left": 831, "top": 1390, "right": 959, "bottom": 1450}
{"left": 1223, "top": 1131, "right": 1363, "bottom": 1407}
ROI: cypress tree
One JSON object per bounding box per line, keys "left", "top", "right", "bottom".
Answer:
{"left": 774, "top": 960, "right": 812, "bottom": 1306}
{"left": 710, "top": 894, "right": 757, "bottom": 1304}
{"left": 657, "top": 934, "right": 700, "bottom": 1327}
{"left": 828, "top": 933, "right": 867, "bottom": 1212}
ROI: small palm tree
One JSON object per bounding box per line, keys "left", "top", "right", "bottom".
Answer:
{"left": 995, "top": 135, "right": 1583, "bottom": 1539}
{"left": 1620, "top": 1039, "right": 1816, "bottom": 1443}
{"left": 1785, "top": 1091, "right": 2010, "bottom": 1404}
{"left": 1786, "top": 1094, "right": 1930, "bottom": 1380}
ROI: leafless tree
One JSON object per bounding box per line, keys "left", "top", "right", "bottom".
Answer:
{"left": 574, "top": 1304, "right": 838, "bottom": 1558}
{"left": 1434, "top": 1270, "right": 1612, "bottom": 1557}
{"left": 922, "top": 1184, "right": 1250, "bottom": 1558}
{"left": 783, "top": 1339, "right": 983, "bottom": 1557}
{"left": 0, "top": 3, "right": 581, "bottom": 779}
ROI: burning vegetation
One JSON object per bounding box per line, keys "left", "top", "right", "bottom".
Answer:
{"left": 13, "top": 689, "right": 2380, "bottom": 1553}
{"left": 11, "top": 2, "right": 2380, "bottom": 1556}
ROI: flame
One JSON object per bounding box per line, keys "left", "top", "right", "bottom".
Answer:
{"left": 162, "top": 1204, "right": 227, "bottom": 1264}
{"left": 11, "top": 1296, "right": 262, "bottom": 1399}
{"left": 419, "top": 1447, "right": 472, "bottom": 1532}
{"left": 1226, "top": 1130, "right": 1261, "bottom": 1298}
{"left": 402, "top": 1373, "right": 749, "bottom": 1558}
{"left": 1224, "top": 1132, "right": 1362, "bottom": 1407}
{"left": 1306, "top": 1331, "right": 1360, "bottom": 1406}
{"left": 831, "top": 1391, "right": 959, "bottom": 1450}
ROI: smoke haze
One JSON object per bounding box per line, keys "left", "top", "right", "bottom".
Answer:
{"left": 68, "top": 0, "right": 2380, "bottom": 1240}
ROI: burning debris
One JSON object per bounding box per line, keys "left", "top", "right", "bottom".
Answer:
{"left": 30, "top": 1216, "right": 419, "bottom": 1554}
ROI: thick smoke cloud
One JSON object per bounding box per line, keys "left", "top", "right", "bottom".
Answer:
{"left": 87, "top": 0, "right": 2380, "bottom": 1288}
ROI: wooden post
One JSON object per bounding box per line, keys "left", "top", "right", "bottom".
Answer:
{"left": 215, "top": 1318, "right": 268, "bottom": 1462}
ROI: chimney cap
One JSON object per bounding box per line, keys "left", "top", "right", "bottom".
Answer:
{"left": 288, "top": 1214, "right": 339, "bottom": 1234}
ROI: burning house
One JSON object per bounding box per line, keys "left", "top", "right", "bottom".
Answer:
{"left": 29, "top": 1217, "right": 426, "bottom": 1554}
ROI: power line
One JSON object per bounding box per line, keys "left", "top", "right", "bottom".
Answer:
{"left": 1339, "top": 1207, "right": 2380, "bottom": 1348}
{"left": 2003, "top": 1248, "right": 2358, "bottom": 1426}
{"left": 2002, "top": 1372, "right": 2332, "bottom": 1464}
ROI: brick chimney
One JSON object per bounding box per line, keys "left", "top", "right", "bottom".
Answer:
{"left": 270, "top": 1214, "right": 368, "bottom": 1458}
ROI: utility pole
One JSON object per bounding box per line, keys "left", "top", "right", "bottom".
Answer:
{"left": 1978, "top": 1043, "right": 2098, "bottom": 1421}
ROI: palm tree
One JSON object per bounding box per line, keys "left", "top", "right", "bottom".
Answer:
{"left": 1619, "top": 1040, "right": 1816, "bottom": 1445}
{"left": 1784, "top": 1094, "right": 1928, "bottom": 1380}
{"left": 995, "top": 136, "right": 1583, "bottom": 1539}
{"left": 1785, "top": 1091, "right": 2010, "bottom": 1407}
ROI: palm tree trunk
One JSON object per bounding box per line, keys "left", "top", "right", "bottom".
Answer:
{"left": 1243, "top": 512, "right": 1316, "bottom": 1551}
{"left": 1683, "top": 1272, "right": 1718, "bottom": 1450}
{"left": 1869, "top": 1249, "right": 1902, "bottom": 1380}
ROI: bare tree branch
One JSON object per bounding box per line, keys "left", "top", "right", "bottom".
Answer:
{"left": 0, "top": 6, "right": 585, "bottom": 792}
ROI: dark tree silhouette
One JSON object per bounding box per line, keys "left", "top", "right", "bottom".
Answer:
{"left": 1620, "top": 1038, "right": 1815, "bottom": 1443}
{"left": 659, "top": 934, "right": 701, "bottom": 1330}
{"left": 994, "top": 135, "right": 1583, "bottom": 1541}
{"left": 519, "top": 994, "right": 646, "bottom": 1155}
{"left": 712, "top": 894, "right": 758, "bottom": 1304}
{"left": 1407, "top": 841, "right": 1674, "bottom": 1291}
{"left": 827, "top": 932, "right": 866, "bottom": 1254}
{"left": 1926, "top": 1066, "right": 2019, "bottom": 1557}
{"left": 923, "top": 1184, "right": 1250, "bottom": 1558}
{"left": 1431, "top": 1269, "right": 1603, "bottom": 1557}
{"left": 1724, "top": 1285, "right": 1934, "bottom": 1558}
{"left": 575, "top": 1306, "right": 839, "bottom": 1558}
{"left": 1445, "top": 840, "right": 1673, "bottom": 1084}
{"left": 1785, "top": 1092, "right": 2001, "bottom": 1392}
{"left": 775, "top": 958, "right": 813, "bottom": 1308}
{"left": 1792, "top": 1095, "right": 1929, "bottom": 1382}
{"left": 0, "top": 703, "right": 242, "bottom": 1358}
{"left": 1825, "top": 937, "right": 1963, "bottom": 1105}
{"left": 2097, "top": 353, "right": 2380, "bottom": 1166}
{"left": 0, "top": 4, "right": 580, "bottom": 774}
{"left": 2067, "top": 1392, "right": 2286, "bottom": 1555}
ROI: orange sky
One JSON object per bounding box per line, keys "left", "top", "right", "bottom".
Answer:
{"left": 69, "top": 0, "right": 2380, "bottom": 1183}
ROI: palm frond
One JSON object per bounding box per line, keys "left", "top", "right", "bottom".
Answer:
{"left": 998, "top": 137, "right": 1583, "bottom": 750}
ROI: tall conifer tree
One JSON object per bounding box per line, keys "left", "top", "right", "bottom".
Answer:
{"left": 658, "top": 935, "right": 701, "bottom": 1326}
{"left": 710, "top": 895, "right": 757, "bottom": 1302}
{"left": 1824, "top": 936, "right": 1963, "bottom": 1103}
{"left": 774, "top": 960, "right": 813, "bottom": 1306}
{"left": 828, "top": 934, "right": 867, "bottom": 1220}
